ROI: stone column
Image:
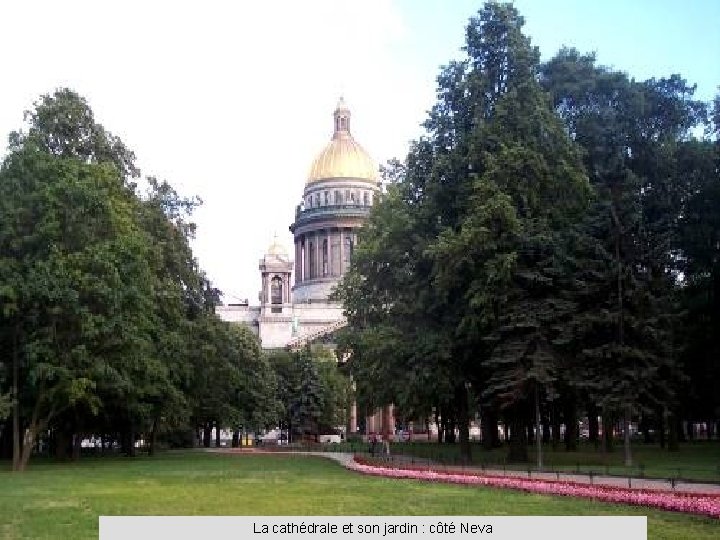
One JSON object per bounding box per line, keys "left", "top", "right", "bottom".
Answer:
{"left": 320, "top": 229, "right": 330, "bottom": 277}
{"left": 315, "top": 231, "right": 322, "bottom": 277}
{"left": 302, "top": 235, "right": 307, "bottom": 280}
{"left": 333, "top": 229, "right": 341, "bottom": 276}
{"left": 295, "top": 239, "right": 301, "bottom": 285}
{"left": 366, "top": 413, "right": 375, "bottom": 435}
{"left": 309, "top": 236, "right": 315, "bottom": 279}
{"left": 339, "top": 229, "right": 345, "bottom": 276}
{"left": 295, "top": 236, "right": 305, "bottom": 284}
{"left": 382, "top": 405, "right": 393, "bottom": 440}
{"left": 349, "top": 401, "right": 357, "bottom": 434}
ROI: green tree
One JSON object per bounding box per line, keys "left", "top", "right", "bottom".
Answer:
{"left": 339, "top": 1, "right": 589, "bottom": 463}
{"left": 0, "top": 88, "right": 241, "bottom": 467}
{"left": 8, "top": 88, "right": 139, "bottom": 181}
{"left": 0, "top": 148, "right": 155, "bottom": 470}
{"left": 540, "top": 48, "right": 709, "bottom": 462}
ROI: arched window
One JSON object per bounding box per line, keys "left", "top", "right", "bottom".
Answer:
{"left": 271, "top": 276, "right": 283, "bottom": 304}
{"left": 345, "top": 190, "right": 351, "bottom": 203}
{"left": 309, "top": 241, "right": 316, "bottom": 278}
{"left": 324, "top": 191, "right": 329, "bottom": 205}
{"left": 315, "top": 193, "right": 320, "bottom": 207}
{"left": 271, "top": 276, "right": 283, "bottom": 313}
{"left": 322, "top": 239, "right": 328, "bottom": 276}
{"left": 335, "top": 190, "right": 342, "bottom": 204}
{"left": 363, "top": 191, "right": 369, "bottom": 206}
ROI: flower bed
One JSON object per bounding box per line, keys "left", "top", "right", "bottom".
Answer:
{"left": 349, "top": 456, "right": 720, "bottom": 519}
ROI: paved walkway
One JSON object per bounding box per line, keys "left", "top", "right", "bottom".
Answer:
{"left": 214, "top": 449, "right": 720, "bottom": 496}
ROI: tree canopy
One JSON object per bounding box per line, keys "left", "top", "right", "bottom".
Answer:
{"left": 0, "top": 89, "right": 276, "bottom": 469}
{"left": 337, "top": 2, "right": 719, "bottom": 463}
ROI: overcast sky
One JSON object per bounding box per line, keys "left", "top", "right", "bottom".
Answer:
{"left": 1, "top": 0, "right": 718, "bottom": 303}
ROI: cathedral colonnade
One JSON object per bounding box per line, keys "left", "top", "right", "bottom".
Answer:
{"left": 293, "top": 228, "right": 360, "bottom": 283}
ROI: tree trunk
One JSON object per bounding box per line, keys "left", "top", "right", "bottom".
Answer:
{"left": 232, "top": 429, "right": 240, "bottom": 448}
{"left": 72, "top": 433, "right": 81, "bottom": 461}
{"left": 19, "top": 393, "right": 49, "bottom": 471}
{"left": 640, "top": 414, "right": 652, "bottom": 444}
{"left": 623, "top": 405, "right": 632, "bottom": 467}
{"left": 535, "top": 386, "right": 543, "bottom": 471}
{"left": 456, "top": 385, "right": 471, "bottom": 463}
{"left": 542, "top": 414, "right": 550, "bottom": 445}
{"left": 215, "top": 422, "right": 221, "bottom": 448}
{"left": 481, "top": 407, "right": 499, "bottom": 450}
{"left": 527, "top": 419, "right": 535, "bottom": 445}
{"left": 17, "top": 384, "right": 54, "bottom": 471}
{"left": 564, "top": 400, "right": 577, "bottom": 451}
{"left": 602, "top": 414, "right": 614, "bottom": 453}
{"left": 658, "top": 408, "right": 666, "bottom": 449}
{"left": 677, "top": 416, "right": 687, "bottom": 443}
{"left": 508, "top": 416, "right": 528, "bottom": 463}
{"left": 11, "top": 326, "right": 20, "bottom": 471}
{"left": 125, "top": 427, "right": 137, "bottom": 457}
{"left": 148, "top": 418, "right": 158, "bottom": 456}
{"left": 588, "top": 403, "right": 599, "bottom": 447}
{"left": 202, "top": 422, "right": 211, "bottom": 448}
{"left": 686, "top": 420, "right": 695, "bottom": 441}
{"left": 551, "top": 403, "right": 561, "bottom": 450}
{"left": 436, "top": 410, "right": 444, "bottom": 444}
{"left": 19, "top": 423, "right": 40, "bottom": 471}
{"left": 445, "top": 419, "right": 456, "bottom": 444}
{"left": 668, "top": 412, "right": 679, "bottom": 451}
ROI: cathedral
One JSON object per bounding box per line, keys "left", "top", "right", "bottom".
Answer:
{"left": 216, "top": 98, "right": 380, "bottom": 350}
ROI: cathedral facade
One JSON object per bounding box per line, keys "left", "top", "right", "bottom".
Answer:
{"left": 217, "top": 99, "right": 380, "bottom": 350}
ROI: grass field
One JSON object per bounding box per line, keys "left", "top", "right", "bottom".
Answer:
{"left": 330, "top": 441, "right": 720, "bottom": 482}
{"left": 0, "top": 451, "right": 718, "bottom": 539}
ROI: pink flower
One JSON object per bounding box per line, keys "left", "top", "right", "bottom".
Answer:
{"left": 348, "top": 458, "right": 720, "bottom": 520}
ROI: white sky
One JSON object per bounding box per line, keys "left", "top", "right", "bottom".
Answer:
{"left": 1, "top": 0, "right": 718, "bottom": 303}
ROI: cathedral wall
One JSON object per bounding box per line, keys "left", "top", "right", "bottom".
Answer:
{"left": 216, "top": 305, "right": 260, "bottom": 336}
{"left": 259, "top": 317, "right": 293, "bottom": 349}
{"left": 292, "top": 278, "right": 339, "bottom": 302}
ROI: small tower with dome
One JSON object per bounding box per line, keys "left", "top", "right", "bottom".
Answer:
{"left": 259, "top": 235, "right": 293, "bottom": 313}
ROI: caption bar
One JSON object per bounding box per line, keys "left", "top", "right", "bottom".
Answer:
{"left": 100, "top": 516, "right": 646, "bottom": 539}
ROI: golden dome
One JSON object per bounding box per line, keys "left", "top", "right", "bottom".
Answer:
{"left": 307, "top": 98, "right": 376, "bottom": 185}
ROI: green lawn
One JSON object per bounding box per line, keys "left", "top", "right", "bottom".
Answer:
{"left": 0, "top": 452, "right": 717, "bottom": 539}
{"left": 332, "top": 440, "right": 720, "bottom": 482}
